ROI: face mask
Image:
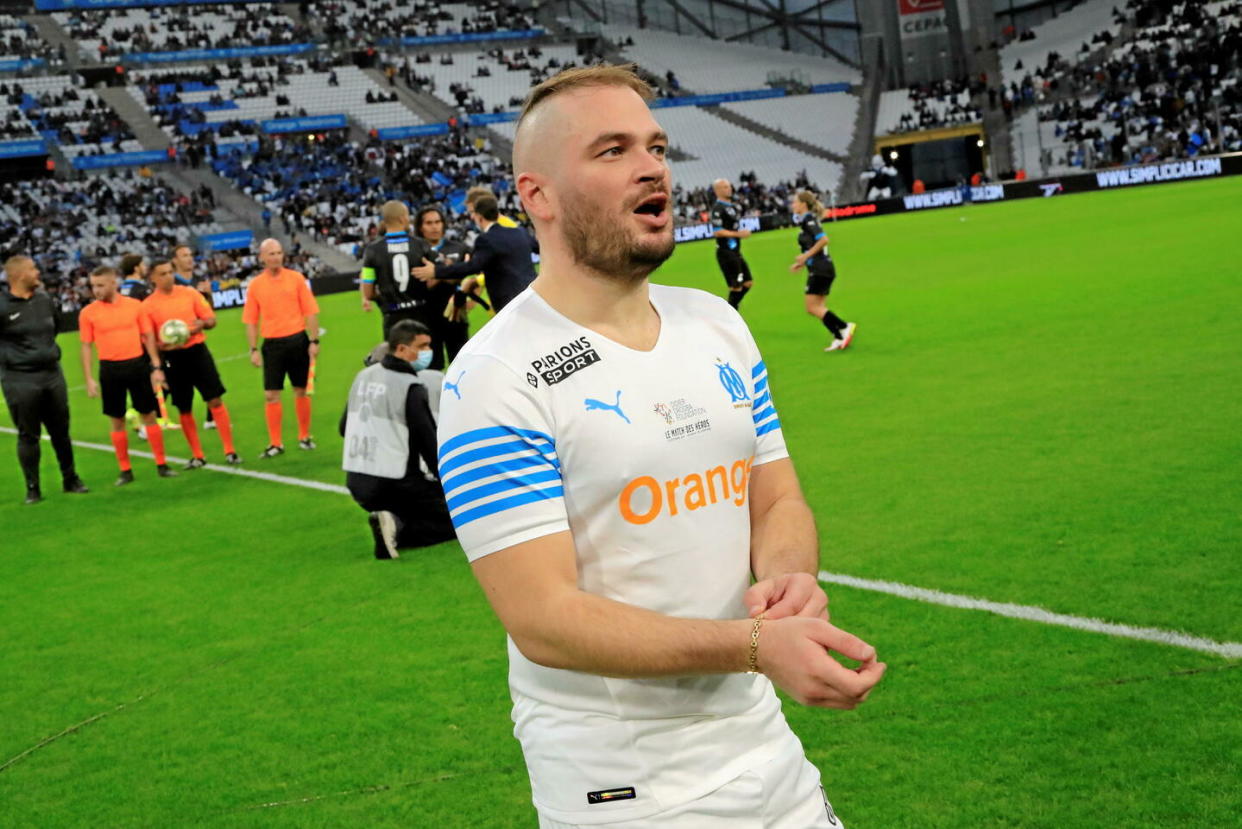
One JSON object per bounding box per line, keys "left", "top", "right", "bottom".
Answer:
{"left": 410, "top": 349, "right": 432, "bottom": 371}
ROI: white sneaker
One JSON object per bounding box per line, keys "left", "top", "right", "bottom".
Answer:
{"left": 204, "top": 420, "right": 217, "bottom": 430}
{"left": 368, "top": 511, "right": 400, "bottom": 559}
{"left": 840, "top": 322, "right": 857, "bottom": 349}
{"left": 825, "top": 339, "right": 844, "bottom": 352}
{"left": 137, "top": 425, "right": 148, "bottom": 441}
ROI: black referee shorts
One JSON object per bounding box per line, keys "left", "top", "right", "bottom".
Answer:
{"left": 99, "top": 356, "right": 158, "bottom": 419}
{"left": 261, "top": 331, "right": 311, "bottom": 391}
{"left": 716, "top": 248, "right": 753, "bottom": 289}
{"left": 804, "top": 261, "right": 838, "bottom": 296}
{"left": 163, "top": 342, "right": 226, "bottom": 411}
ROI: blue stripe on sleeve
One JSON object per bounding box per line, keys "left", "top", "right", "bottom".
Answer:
{"left": 752, "top": 405, "right": 777, "bottom": 425}
{"left": 754, "top": 374, "right": 768, "bottom": 394}
{"left": 440, "top": 452, "right": 559, "bottom": 498}
{"left": 446, "top": 468, "right": 563, "bottom": 513}
{"left": 753, "top": 390, "right": 771, "bottom": 412}
{"left": 439, "top": 425, "right": 555, "bottom": 461}
{"left": 751, "top": 361, "right": 766, "bottom": 378}
{"left": 755, "top": 419, "right": 782, "bottom": 438}
{"left": 439, "top": 439, "right": 553, "bottom": 478}
{"left": 814, "top": 232, "right": 825, "bottom": 240}
{"left": 451, "top": 486, "right": 566, "bottom": 529}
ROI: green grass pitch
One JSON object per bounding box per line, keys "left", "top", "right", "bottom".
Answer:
{"left": 2, "top": 177, "right": 1239, "bottom": 826}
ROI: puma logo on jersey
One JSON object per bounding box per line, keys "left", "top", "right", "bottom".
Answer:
{"left": 445, "top": 370, "right": 465, "bottom": 400}
{"left": 584, "top": 390, "right": 629, "bottom": 423}
{"left": 619, "top": 457, "right": 753, "bottom": 525}
{"left": 7, "top": 312, "right": 18, "bottom": 320}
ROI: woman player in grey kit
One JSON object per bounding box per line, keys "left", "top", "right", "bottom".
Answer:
{"left": 789, "top": 190, "right": 855, "bottom": 352}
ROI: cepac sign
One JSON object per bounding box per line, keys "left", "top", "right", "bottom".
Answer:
{"left": 898, "top": 0, "right": 946, "bottom": 40}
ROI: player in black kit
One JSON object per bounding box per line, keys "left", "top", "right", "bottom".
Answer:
{"left": 118, "top": 253, "right": 150, "bottom": 300}
{"left": 789, "top": 190, "right": 854, "bottom": 352}
{"left": 0, "top": 255, "right": 88, "bottom": 503}
{"left": 359, "top": 200, "right": 437, "bottom": 341}
{"left": 710, "top": 178, "right": 753, "bottom": 309}
{"left": 413, "top": 205, "right": 470, "bottom": 370}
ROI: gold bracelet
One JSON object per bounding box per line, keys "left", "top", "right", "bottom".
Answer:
{"left": 746, "top": 614, "right": 765, "bottom": 674}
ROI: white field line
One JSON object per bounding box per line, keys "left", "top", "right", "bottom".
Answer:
{"left": 0, "top": 427, "right": 348, "bottom": 495}
{"left": 2, "top": 424, "right": 1235, "bottom": 659}
{"left": 819, "top": 570, "right": 1242, "bottom": 660}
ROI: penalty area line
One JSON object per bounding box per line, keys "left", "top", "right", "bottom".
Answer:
{"left": 0, "top": 426, "right": 349, "bottom": 495}
{"left": 818, "top": 570, "right": 1242, "bottom": 660}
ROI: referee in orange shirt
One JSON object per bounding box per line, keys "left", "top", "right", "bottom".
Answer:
{"left": 78, "top": 265, "right": 176, "bottom": 485}
{"left": 243, "top": 238, "right": 320, "bottom": 457}
{"left": 142, "top": 256, "right": 241, "bottom": 467}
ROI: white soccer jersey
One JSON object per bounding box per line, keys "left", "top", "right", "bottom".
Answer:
{"left": 437, "top": 284, "right": 804, "bottom": 824}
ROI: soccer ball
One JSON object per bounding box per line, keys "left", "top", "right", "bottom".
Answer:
{"left": 160, "top": 318, "right": 190, "bottom": 346}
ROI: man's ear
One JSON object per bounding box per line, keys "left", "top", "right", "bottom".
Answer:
{"left": 516, "top": 172, "right": 553, "bottom": 223}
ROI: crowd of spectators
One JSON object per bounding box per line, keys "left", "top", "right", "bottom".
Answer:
{"left": 205, "top": 125, "right": 511, "bottom": 253}
{"left": 17, "top": 83, "right": 136, "bottom": 148}
{"left": 0, "top": 15, "right": 67, "bottom": 66}
{"left": 673, "top": 170, "right": 817, "bottom": 223}
{"left": 0, "top": 173, "right": 221, "bottom": 311}
{"left": 56, "top": 4, "right": 310, "bottom": 59}
{"left": 317, "top": 0, "right": 535, "bottom": 44}
{"left": 891, "top": 77, "right": 985, "bottom": 133}
{"left": 1018, "top": 1, "right": 1241, "bottom": 168}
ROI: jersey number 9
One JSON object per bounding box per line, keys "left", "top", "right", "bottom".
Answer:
{"left": 393, "top": 253, "right": 410, "bottom": 292}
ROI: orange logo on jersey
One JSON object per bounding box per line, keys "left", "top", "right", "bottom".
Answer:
{"left": 618, "top": 457, "right": 753, "bottom": 525}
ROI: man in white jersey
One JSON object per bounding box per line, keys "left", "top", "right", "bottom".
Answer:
{"left": 436, "top": 64, "right": 886, "bottom": 828}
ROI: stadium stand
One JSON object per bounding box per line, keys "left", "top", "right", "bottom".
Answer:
{"left": 999, "top": 0, "right": 1122, "bottom": 87}
{"left": 318, "top": 0, "right": 536, "bottom": 41}
{"left": 0, "top": 172, "right": 233, "bottom": 310}
{"left": 54, "top": 4, "right": 310, "bottom": 61}
{"left": 604, "top": 24, "right": 859, "bottom": 92}
{"left": 15, "top": 75, "right": 141, "bottom": 158}
{"left": 208, "top": 129, "right": 509, "bottom": 254}
{"left": 877, "top": 79, "right": 982, "bottom": 135}
{"left": 131, "top": 57, "right": 422, "bottom": 149}
{"left": 0, "top": 14, "right": 66, "bottom": 67}
{"left": 1009, "top": 0, "right": 1241, "bottom": 175}
{"left": 385, "top": 44, "right": 583, "bottom": 114}
{"left": 720, "top": 93, "right": 859, "bottom": 158}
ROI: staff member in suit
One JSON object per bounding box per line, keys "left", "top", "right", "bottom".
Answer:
{"left": 0, "top": 255, "right": 89, "bottom": 504}
{"left": 411, "top": 195, "right": 537, "bottom": 314}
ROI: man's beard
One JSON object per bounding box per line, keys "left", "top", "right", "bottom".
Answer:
{"left": 561, "top": 189, "right": 675, "bottom": 283}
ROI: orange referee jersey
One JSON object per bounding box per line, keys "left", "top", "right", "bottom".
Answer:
{"left": 142, "top": 285, "right": 214, "bottom": 348}
{"left": 241, "top": 267, "right": 319, "bottom": 339}
{"left": 79, "top": 295, "right": 151, "bottom": 362}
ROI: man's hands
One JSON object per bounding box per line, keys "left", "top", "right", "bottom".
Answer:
{"left": 746, "top": 572, "right": 885, "bottom": 710}
{"left": 249, "top": 348, "right": 262, "bottom": 368}
{"left": 756, "top": 617, "right": 886, "bottom": 709}
{"left": 790, "top": 254, "right": 808, "bottom": 273}
{"left": 745, "top": 572, "right": 828, "bottom": 621}
{"left": 412, "top": 258, "right": 436, "bottom": 283}
{"left": 85, "top": 377, "right": 98, "bottom": 398}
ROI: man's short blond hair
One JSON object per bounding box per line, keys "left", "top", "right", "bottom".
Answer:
{"left": 516, "top": 63, "right": 654, "bottom": 131}
{"left": 380, "top": 199, "right": 409, "bottom": 228}
{"left": 464, "top": 185, "right": 494, "bottom": 208}
{"left": 4, "top": 255, "right": 32, "bottom": 277}
{"left": 90, "top": 265, "right": 118, "bottom": 279}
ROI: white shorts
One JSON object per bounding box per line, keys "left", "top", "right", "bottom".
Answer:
{"left": 537, "top": 749, "right": 843, "bottom": 829}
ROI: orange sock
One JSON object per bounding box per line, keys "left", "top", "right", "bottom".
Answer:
{"left": 147, "top": 423, "right": 167, "bottom": 466}
{"left": 110, "top": 431, "right": 131, "bottom": 471}
{"left": 179, "top": 413, "right": 204, "bottom": 459}
{"left": 295, "top": 396, "right": 312, "bottom": 441}
{"left": 210, "top": 404, "right": 235, "bottom": 454}
{"left": 265, "top": 401, "right": 283, "bottom": 447}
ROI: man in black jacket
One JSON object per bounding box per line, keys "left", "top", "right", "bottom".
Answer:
{"left": 339, "top": 320, "right": 454, "bottom": 559}
{"left": 0, "top": 256, "right": 89, "bottom": 504}
{"left": 411, "top": 195, "right": 537, "bottom": 313}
